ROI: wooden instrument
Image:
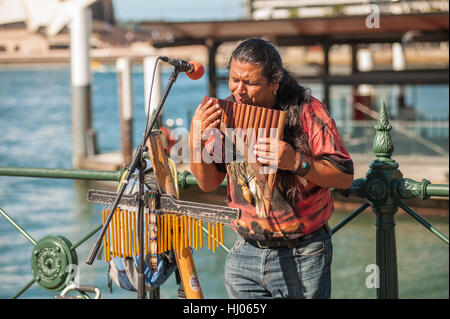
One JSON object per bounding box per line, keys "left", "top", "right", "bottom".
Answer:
{"left": 99, "top": 208, "right": 225, "bottom": 263}
{"left": 91, "top": 185, "right": 237, "bottom": 265}
{"left": 202, "top": 96, "right": 286, "bottom": 216}
{"left": 89, "top": 130, "right": 240, "bottom": 298}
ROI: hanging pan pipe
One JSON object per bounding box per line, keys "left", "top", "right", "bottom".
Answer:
{"left": 88, "top": 189, "right": 240, "bottom": 266}
{"left": 202, "top": 96, "right": 286, "bottom": 214}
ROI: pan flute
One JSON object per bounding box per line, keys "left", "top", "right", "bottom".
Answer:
{"left": 202, "top": 96, "right": 286, "bottom": 215}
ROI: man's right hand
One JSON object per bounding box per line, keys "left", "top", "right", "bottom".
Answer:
{"left": 192, "top": 98, "right": 222, "bottom": 141}
{"left": 189, "top": 98, "right": 226, "bottom": 192}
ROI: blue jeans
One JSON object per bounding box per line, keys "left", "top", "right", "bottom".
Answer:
{"left": 224, "top": 229, "right": 333, "bottom": 299}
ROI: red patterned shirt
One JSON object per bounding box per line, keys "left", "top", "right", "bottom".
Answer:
{"left": 204, "top": 97, "right": 353, "bottom": 241}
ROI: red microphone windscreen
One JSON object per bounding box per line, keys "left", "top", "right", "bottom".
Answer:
{"left": 187, "top": 61, "right": 205, "bottom": 80}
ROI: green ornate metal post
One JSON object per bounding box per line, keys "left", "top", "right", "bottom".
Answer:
{"left": 366, "top": 102, "right": 402, "bottom": 299}
{"left": 334, "top": 101, "right": 448, "bottom": 298}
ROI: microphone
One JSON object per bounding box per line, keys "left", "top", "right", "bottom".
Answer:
{"left": 160, "top": 56, "right": 204, "bottom": 80}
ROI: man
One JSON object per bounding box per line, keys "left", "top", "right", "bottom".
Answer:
{"left": 189, "top": 38, "right": 354, "bottom": 299}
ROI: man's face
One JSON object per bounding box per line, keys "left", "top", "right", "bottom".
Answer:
{"left": 228, "top": 59, "right": 279, "bottom": 108}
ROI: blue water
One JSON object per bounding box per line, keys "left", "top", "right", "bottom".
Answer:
{"left": 112, "top": 0, "right": 244, "bottom": 22}
{"left": 0, "top": 67, "right": 448, "bottom": 299}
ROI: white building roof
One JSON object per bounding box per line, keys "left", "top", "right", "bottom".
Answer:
{"left": 0, "top": 0, "right": 98, "bottom": 36}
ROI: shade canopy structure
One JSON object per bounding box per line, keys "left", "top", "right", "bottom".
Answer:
{"left": 139, "top": 12, "right": 449, "bottom": 104}
{"left": 140, "top": 12, "right": 449, "bottom": 47}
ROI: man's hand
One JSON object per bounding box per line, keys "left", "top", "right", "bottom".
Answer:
{"left": 189, "top": 99, "right": 226, "bottom": 192}
{"left": 253, "top": 137, "right": 300, "bottom": 172}
{"left": 191, "top": 98, "right": 222, "bottom": 141}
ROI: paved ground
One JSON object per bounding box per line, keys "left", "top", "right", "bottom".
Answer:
{"left": 351, "top": 154, "right": 449, "bottom": 184}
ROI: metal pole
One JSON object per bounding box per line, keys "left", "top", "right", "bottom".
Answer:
{"left": 137, "top": 170, "right": 146, "bottom": 299}
{"left": 373, "top": 205, "right": 399, "bottom": 299}
{"left": 0, "top": 166, "right": 122, "bottom": 181}
{"left": 323, "top": 42, "right": 330, "bottom": 110}
{"left": 0, "top": 166, "right": 231, "bottom": 189}
{"left": 426, "top": 184, "right": 449, "bottom": 197}
{"left": 178, "top": 170, "right": 227, "bottom": 189}
{"left": 368, "top": 102, "right": 401, "bottom": 299}
{"left": 70, "top": 224, "right": 103, "bottom": 251}
{"left": 12, "top": 278, "right": 36, "bottom": 299}
{"left": 398, "top": 201, "right": 449, "bottom": 245}
{"left": 330, "top": 202, "right": 370, "bottom": 235}
{"left": 0, "top": 207, "right": 37, "bottom": 246}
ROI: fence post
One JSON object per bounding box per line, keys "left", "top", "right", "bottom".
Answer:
{"left": 366, "top": 102, "right": 401, "bottom": 299}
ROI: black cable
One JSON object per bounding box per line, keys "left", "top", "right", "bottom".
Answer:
{"left": 143, "top": 56, "right": 162, "bottom": 147}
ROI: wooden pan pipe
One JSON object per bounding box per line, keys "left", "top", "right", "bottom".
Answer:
{"left": 202, "top": 96, "right": 286, "bottom": 214}
{"left": 100, "top": 208, "right": 225, "bottom": 264}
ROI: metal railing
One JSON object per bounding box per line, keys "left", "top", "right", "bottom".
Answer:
{"left": 0, "top": 206, "right": 103, "bottom": 298}
{"left": 336, "top": 102, "right": 449, "bottom": 157}
{"left": 0, "top": 102, "right": 448, "bottom": 299}
{"left": 331, "top": 102, "right": 448, "bottom": 299}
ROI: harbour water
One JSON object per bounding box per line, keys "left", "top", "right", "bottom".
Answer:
{"left": 0, "top": 67, "right": 448, "bottom": 299}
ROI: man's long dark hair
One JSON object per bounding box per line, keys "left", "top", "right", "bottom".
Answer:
{"left": 229, "top": 38, "right": 312, "bottom": 206}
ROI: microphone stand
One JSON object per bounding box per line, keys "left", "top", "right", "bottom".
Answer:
{"left": 85, "top": 65, "right": 182, "bottom": 299}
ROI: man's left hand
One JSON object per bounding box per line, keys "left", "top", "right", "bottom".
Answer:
{"left": 253, "top": 137, "right": 299, "bottom": 172}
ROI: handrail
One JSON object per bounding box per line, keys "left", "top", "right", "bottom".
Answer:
{"left": 0, "top": 166, "right": 124, "bottom": 181}
{"left": 354, "top": 102, "right": 449, "bottom": 156}
{"left": 426, "top": 183, "right": 449, "bottom": 197}
{"left": 0, "top": 166, "right": 228, "bottom": 188}
{"left": 332, "top": 102, "right": 449, "bottom": 299}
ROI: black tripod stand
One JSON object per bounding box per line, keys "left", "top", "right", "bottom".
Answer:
{"left": 86, "top": 61, "right": 182, "bottom": 299}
